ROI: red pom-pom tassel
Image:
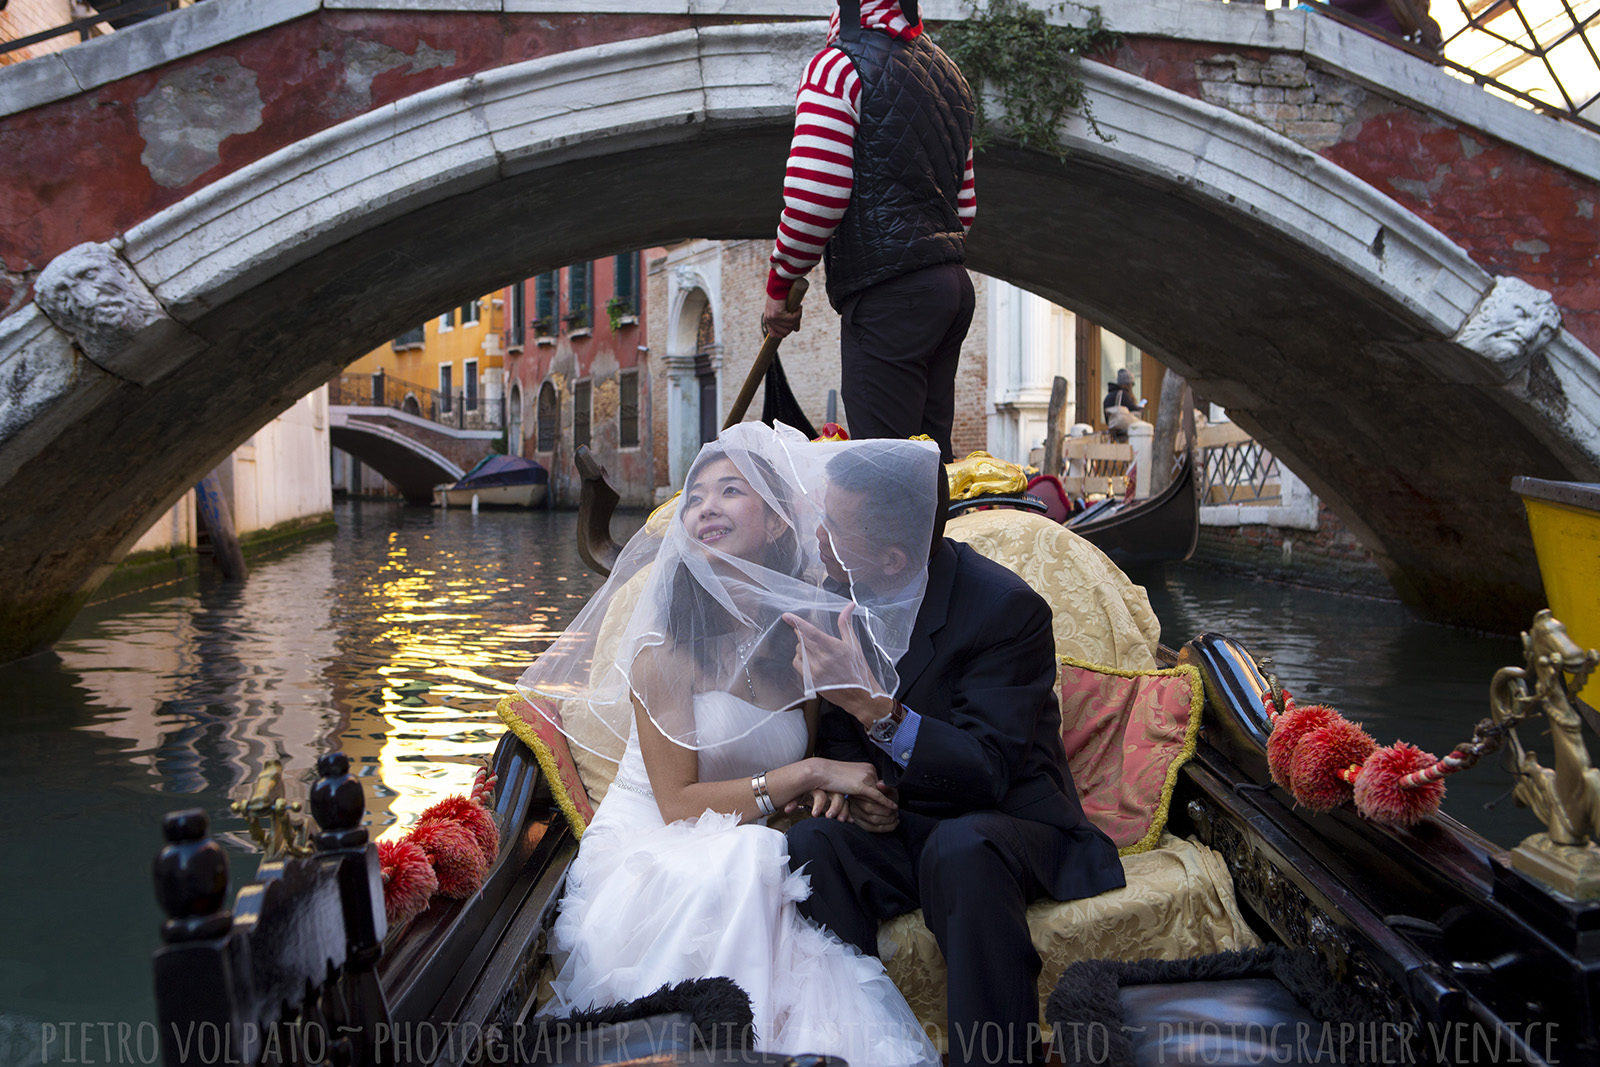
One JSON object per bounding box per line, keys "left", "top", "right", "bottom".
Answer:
{"left": 409, "top": 819, "right": 489, "bottom": 898}
{"left": 418, "top": 795, "right": 499, "bottom": 866}
{"left": 1354, "top": 742, "right": 1445, "bottom": 827}
{"left": 1266, "top": 704, "right": 1340, "bottom": 790}
{"left": 378, "top": 838, "right": 439, "bottom": 927}
{"left": 1289, "top": 719, "right": 1377, "bottom": 812}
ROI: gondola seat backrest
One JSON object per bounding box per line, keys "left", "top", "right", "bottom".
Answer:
{"left": 944, "top": 507, "right": 1162, "bottom": 670}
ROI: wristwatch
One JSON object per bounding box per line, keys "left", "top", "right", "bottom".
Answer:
{"left": 866, "top": 700, "right": 906, "bottom": 744}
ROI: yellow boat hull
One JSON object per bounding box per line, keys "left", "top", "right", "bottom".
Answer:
{"left": 1515, "top": 477, "right": 1600, "bottom": 707}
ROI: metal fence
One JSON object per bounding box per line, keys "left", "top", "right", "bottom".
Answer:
{"left": 329, "top": 372, "right": 501, "bottom": 432}
{"left": 1197, "top": 422, "right": 1282, "bottom": 506}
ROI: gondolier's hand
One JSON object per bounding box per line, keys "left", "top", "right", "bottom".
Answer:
{"left": 763, "top": 294, "right": 802, "bottom": 339}
{"left": 850, "top": 788, "right": 900, "bottom": 834}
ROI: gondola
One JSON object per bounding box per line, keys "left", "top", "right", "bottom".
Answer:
{"left": 1061, "top": 446, "right": 1200, "bottom": 567}
{"left": 956, "top": 446, "right": 1201, "bottom": 568}
{"left": 150, "top": 456, "right": 1599, "bottom": 1067}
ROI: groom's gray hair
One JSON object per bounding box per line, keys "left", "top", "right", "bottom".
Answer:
{"left": 823, "top": 441, "right": 945, "bottom": 560}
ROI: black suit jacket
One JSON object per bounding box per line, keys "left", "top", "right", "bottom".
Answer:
{"left": 818, "top": 538, "right": 1124, "bottom": 901}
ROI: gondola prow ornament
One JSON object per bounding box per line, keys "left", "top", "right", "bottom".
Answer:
{"left": 1490, "top": 610, "right": 1600, "bottom": 896}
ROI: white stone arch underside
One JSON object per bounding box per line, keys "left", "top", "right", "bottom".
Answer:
{"left": 4, "top": 19, "right": 1600, "bottom": 660}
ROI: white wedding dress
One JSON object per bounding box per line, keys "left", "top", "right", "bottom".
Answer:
{"left": 543, "top": 690, "right": 939, "bottom": 1067}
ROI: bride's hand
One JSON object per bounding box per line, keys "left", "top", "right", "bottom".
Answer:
{"left": 806, "top": 758, "right": 896, "bottom": 811}
{"left": 785, "top": 788, "right": 852, "bottom": 821}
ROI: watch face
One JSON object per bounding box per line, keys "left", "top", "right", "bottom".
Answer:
{"left": 869, "top": 716, "right": 897, "bottom": 743}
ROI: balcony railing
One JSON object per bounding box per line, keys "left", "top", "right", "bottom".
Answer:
{"left": 329, "top": 372, "right": 501, "bottom": 431}
{"left": 1197, "top": 421, "right": 1282, "bottom": 506}
{"left": 1, "top": 0, "right": 192, "bottom": 60}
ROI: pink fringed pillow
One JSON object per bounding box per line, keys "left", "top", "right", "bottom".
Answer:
{"left": 1057, "top": 657, "right": 1204, "bottom": 855}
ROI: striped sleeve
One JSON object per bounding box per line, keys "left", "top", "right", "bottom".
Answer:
{"left": 767, "top": 47, "right": 861, "bottom": 301}
{"left": 958, "top": 142, "right": 976, "bottom": 233}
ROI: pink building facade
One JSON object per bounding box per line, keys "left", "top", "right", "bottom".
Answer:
{"left": 502, "top": 250, "right": 664, "bottom": 508}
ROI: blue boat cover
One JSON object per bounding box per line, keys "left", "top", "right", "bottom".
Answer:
{"left": 452, "top": 454, "right": 549, "bottom": 490}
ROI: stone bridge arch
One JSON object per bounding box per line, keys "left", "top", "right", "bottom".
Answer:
{"left": 328, "top": 410, "right": 485, "bottom": 504}
{"left": 3, "top": 1, "right": 1600, "bottom": 661}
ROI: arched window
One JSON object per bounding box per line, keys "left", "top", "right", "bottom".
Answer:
{"left": 401, "top": 394, "right": 421, "bottom": 417}
{"left": 536, "top": 381, "right": 558, "bottom": 452}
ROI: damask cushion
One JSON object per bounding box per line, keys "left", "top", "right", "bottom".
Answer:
{"left": 1058, "top": 658, "right": 1204, "bottom": 855}
{"left": 879, "top": 834, "right": 1262, "bottom": 1050}
{"left": 945, "top": 509, "right": 1160, "bottom": 670}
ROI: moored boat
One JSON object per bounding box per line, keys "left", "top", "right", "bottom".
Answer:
{"left": 149, "top": 461, "right": 1600, "bottom": 1067}
{"left": 434, "top": 454, "right": 549, "bottom": 508}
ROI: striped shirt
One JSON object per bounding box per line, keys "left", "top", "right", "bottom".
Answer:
{"left": 766, "top": 0, "right": 977, "bottom": 301}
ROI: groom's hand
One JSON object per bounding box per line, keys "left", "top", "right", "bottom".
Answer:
{"left": 783, "top": 605, "right": 894, "bottom": 727}
{"left": 850, "top": 787, "right": 899, "bottom": 833}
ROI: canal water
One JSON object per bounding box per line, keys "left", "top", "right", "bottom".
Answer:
{"left": 0, "top": 501, "right": 1534, "bottom": 1064}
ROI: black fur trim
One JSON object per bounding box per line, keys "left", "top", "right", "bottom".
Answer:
{"left": 1045, "top": 947, "right": 1388, "bottom": 1067}
{"left": 545, "top": 976, "right": 755, "bottom": 1052}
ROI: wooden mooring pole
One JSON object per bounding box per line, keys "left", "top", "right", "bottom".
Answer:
{"left": 194, "top": 471, "right": 248, "bottom": 580}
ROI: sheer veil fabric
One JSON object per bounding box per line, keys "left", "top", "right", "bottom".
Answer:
{"left": 515, "top": 421, "right": 941, "bottom": 763}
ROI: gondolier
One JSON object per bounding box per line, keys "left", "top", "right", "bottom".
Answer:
{"left": 761, "top": 0, "right": 976, "bottom": 462}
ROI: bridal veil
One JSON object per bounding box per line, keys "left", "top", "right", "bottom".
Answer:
{"left": 515, "top": 421, "right": 941, "bottom": 761}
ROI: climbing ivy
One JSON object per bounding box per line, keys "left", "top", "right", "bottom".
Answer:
{"left": 935, "top": 0, "right": 1120, "bottom": 156}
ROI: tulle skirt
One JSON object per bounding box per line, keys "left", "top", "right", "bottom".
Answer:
{"left": 544, "top": 786, "right": 939, "bottom": 1067}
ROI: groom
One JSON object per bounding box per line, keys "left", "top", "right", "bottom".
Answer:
{"left": 785, "top": 448, "right": 1125, "bottom": 1066}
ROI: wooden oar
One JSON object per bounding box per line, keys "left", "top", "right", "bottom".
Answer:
{"left": 723, "top": 278, "right": 808, "bottom": 430}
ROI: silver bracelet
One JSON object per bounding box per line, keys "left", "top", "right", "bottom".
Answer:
{"left": 752, "top": 773, "right": 776, "bottom": 816}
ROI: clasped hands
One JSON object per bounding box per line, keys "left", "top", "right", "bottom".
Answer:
{"left": 783, "top": 604, "right": 902, "bottom": 834}
{"left": 786, "top": 759, "right": 900, "bottom": 833}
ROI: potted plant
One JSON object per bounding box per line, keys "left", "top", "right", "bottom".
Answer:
{"left": 606, "top": 296, "right": 637, "bottom": 332}
{"left": 564, "top": 306, "right": 591, "bottom": 335}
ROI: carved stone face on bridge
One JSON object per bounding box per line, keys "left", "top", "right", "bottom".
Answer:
{"left": 35, "top": 242, "right": 164, "bottom": 362}
{"left": 1454, "top": 276, "right": 1563, "bottom": 375}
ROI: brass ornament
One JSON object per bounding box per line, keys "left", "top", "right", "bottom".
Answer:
{"left": 1488, "top": 610, "right": 1600, "bottom": 897}
{"left": 230, "top": 758, "right": 313, "bottom": 859}
{"left": 945, "top": 451, "right": 1028, "bottom": 502}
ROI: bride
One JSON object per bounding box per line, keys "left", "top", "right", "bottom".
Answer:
{"left": 516, "top": 422, "right": 940, "bottom": 1067}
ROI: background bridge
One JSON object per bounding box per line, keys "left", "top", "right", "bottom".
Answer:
{"left": 2, "top": 0, "right": 1599, "bottom": 660}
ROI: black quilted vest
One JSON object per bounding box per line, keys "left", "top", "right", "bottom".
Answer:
{"left": 822, "top": 28, "right": 975, "bottom": 310}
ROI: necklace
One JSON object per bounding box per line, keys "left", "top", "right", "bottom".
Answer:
{"left": 736, "top": 636, "right": 758, "bottom": 702}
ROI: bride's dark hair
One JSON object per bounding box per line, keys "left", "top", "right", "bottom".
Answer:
{"left": 670, "top": 445, "right": 805, "bottom": 681}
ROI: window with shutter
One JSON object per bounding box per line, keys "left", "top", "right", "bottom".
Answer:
{"left": 619, "top": 370, "right": 639, "bottom": 448}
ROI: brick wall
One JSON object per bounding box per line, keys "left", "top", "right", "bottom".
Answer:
{"left": 1194, "top": 503, "right": 1394, "bottom": 598}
